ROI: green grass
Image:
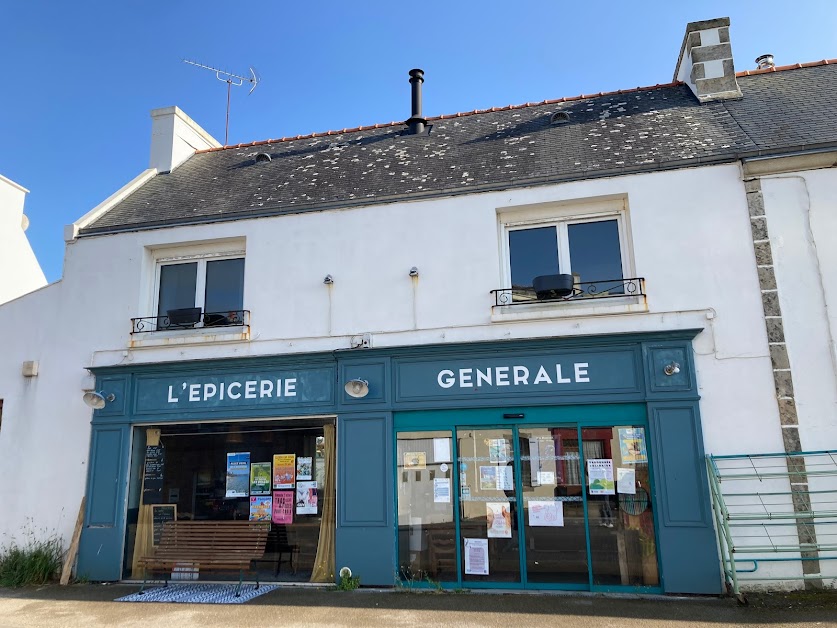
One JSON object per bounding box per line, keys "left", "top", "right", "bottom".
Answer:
{"left": 0, "top": 535, "right": 64, "bottom": 587}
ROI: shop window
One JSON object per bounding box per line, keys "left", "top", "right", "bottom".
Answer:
{"left": 155, "top": 255, "right": 245, "bottom": 330}
{"left": 122, "top": 418, "right": 335, "bottom": 583}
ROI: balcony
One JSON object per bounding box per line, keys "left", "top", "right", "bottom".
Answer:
{"left": 491, "top": 278, "right": 645, "bottom": 307}
{"left": 131, "top": 309, "right": 250, "bottom": 335}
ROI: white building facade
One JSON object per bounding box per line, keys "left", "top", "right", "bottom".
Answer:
{"left": 0, "top": 174, "right": 46, "bottom": 305}
{"left": 0, "top": 18, "right": 834, "bottom": 594}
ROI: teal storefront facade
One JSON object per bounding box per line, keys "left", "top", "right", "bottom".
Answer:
{"left": 77, "top": 330, "right": 722, "bottom": 594}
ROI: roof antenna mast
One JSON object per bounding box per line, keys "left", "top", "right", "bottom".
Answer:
{"left": 183, "top": 59, "right": 260, "bottom": 145}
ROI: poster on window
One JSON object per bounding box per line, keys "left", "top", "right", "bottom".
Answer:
{"left": 272, "top": 490, "right": 294, "bottom": 524}
{"left": 249, "top": 496, "right": 272, "bottom": 521}
{"left": 250, "top": 462, "right": 272, "bottom": 495}
{"left": 296, "top": 456, "right": 313, "bottom": 481}
{"left": 618, "top": 428, "right": 648, "bottom": 464}
{"left": 486, "top": 502, "right": 512, "bottom": 538}
{"left": 489, "top": 439, "right": 511, "bottom": 463}
{"left": 617, "top": 467, "right": 636, "bottom": 494}
{"left": 272, "top": 454, "right": 295, "bottom": 489}
{"left": 496, "top": 465, "right": 514, "bottom": 491}
{"left": 587, "top": 458, "right": 615, "bottom": 495}
{"left": 479, "top": 466, "right": 497, "bottom": 490}
{"left": 433, "top": 478, "right": 451, "bottom": 503}
{"left": 296, "top": 480, "right": 318, "bottom": 514}
{"left": 225, "top": 452, "right": 250, "bottom": 498}
{"left": 403, "top": 452, "right": 426, "bottom": 470}
{"left": 464, "top": 538, "right": 489, "bottom": 575}
{"left": 528, "top": 500, "right": 564, "bottom": 527}
{"left": 433, "top": 438, "right": 451, "bottom": 463}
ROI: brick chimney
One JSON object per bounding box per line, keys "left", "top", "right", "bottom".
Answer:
{"left": 673, "top": 17, "right": 742, "bottom": 103}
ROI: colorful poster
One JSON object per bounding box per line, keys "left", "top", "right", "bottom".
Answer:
{"left": 489, "top": 439, "right": 511, "bottom": 463}
{"left": 297, "top": 457, "right": 313, "bottom": 481}
{"left": 479, "top": 466, "right": 497, "bottom": 490}
{"left": 273, "top": 454, "right": 295, "bottom": 489}
{"left": 249, "top": 496, "right": 272, "bottom": 521}
{"left": 433, "top": 438, "right": 451, "bottom": 463}
{"left": 404, "top": 452, "right": 426, "bottom": 470}
{"left": 433, "top": 478, "right": 451, "bottom": 503}
{"left": 496, "top": 466, "right": 514, "bottom": 491}
{"left": 528, "top": 500, "right": 564, "bottom": 527}
{"left": 486, "top": 502, "right": 512, "bottom": 538}
{"left": 272, "top": 490, "right": 294, "bottom": 524}
{"left": 617, "top": 468, "right": 636, "bottom": 494}
{"left": 618, "top": 428, "right": 648, "bottom": 464}
{"left": 225, "top": 452, "right": 250, "bottom": 498}
{"left": 296, "top": 480, "right": 318, "bottom": 514}
{"left": 463, "top": 538, "right": 489, "bottom": 576}
{"left": 587, "top": 458, "right": 615, "bottom": 495}
{"left": 250, "top": 462, "right": 272, "bottom": 495}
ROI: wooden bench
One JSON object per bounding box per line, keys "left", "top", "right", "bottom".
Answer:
{"left": 137, "top": 520, "right": 270, "bottom": 596}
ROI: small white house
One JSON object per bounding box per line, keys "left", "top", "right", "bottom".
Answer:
{"left": 0, "top": 174, "right": 46, "bottom": 304}
{"left": 0, "top": 17, "right": 834, "bottom": 595}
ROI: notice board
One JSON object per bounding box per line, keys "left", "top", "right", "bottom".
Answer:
{"left": 151, "top": 504, "right": 177, "bottom": 546}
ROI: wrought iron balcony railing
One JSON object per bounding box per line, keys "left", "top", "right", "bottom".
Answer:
{"left": 131, "top": 310, "right": 250, "bottom": 334}
{"left": 491, "top": 278, "right": 645, "bottom": 307}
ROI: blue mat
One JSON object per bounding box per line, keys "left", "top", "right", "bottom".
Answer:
{"left": 116, "top": 583, "right": 279, "bottom": 604}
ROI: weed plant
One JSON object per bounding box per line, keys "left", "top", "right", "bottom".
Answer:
{"left": 0, "top": 528, "right": 64, "bottom": 587}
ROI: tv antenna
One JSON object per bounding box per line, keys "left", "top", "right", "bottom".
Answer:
{"left": 183, "top": 59, "right": 260, "bottom": 145}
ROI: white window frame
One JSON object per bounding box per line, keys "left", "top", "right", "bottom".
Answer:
{"left": 503, "top": 211, "right": 631, "bottom": 289}
{"left": 153, "top": 251, "right": 245, "bottom": 319}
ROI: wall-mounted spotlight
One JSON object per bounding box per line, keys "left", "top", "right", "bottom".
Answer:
{"left": 663, "top": 362, "right": 681, "bottom": 376}
{"left": 323, "top": 275, "right": 334, "bottom": 285}
{"left": 344, "top": 379, "right": 369, "bottom": 398}
{"left": 409, "top": 267, "right": 419, "bottom": 277}
{"left": 82, "top": 391, "right": 116, "bottom": 410}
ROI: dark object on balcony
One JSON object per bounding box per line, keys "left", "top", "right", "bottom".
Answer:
{"left": 166, "top": 307, "right": 202, "bottom": 327}
{"left": 533, "top": 274, "right": 575, "bottom": 299}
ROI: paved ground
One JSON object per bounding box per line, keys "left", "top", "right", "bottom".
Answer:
{"left": 0, "top": 584, "right": 836, "bottom": 627}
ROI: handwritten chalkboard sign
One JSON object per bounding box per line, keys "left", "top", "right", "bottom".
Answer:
{"left": 143, "top": 445, "right": 165, "bottom": 505}
{"left": 152, "top": 504, "right": 177, "bottom": 546}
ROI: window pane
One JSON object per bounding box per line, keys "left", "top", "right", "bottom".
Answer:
{"left": 205, "top": 258, "right": 245, "bottom": 313}
{"left": 567, "top": 220, "right": 623, "bottom": 284}
{"left": 509, "top": 227, "right": 559, "bottom": 289}
{"left": 157, "top": 263, "right": 197, "bottom": 317}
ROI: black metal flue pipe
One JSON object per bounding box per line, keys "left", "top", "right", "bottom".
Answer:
{"left": 407, "top": 68, "right": 427, "bottom": 134}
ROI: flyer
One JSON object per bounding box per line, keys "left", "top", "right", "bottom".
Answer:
{"left": 273, "top": 454, "right": 296, "bottom": 489}
{"left": 479, "top": 466, "right": 497, "bottom": 490}
{"left": 587, "top": 458, "right": 615, "bottom": 495}
{"left": 249, "top": 495, "right": 272, "bottom": 521}
{"left": 296, "top": 480, "right": 318, "bottom": 514}
{"left": 618, "top": 428, "right": 648, "bottom": 464}
{"left": 225, "top": 452, "right": 250, "bottom": 498}
{"left": 489, "top": 439, "right": 511, "bottom": 463}
{"left": 617, "top": 467, "right": 636, "bottom": 494}
{"left": 297, "top": 456, "right": 313, "bottom": 481}
{"left": 528, "top": 500, "right": 564, "bottom": 527}
{"left": 496, "top": 465, "right": 514, "bottom": 491}
{"left": 486, "top": 502, "right": 512, "bottom": 538}
{"left": 433, "top": 438, "right": 451, "bottom": 463}
{"left": 463, "top": 538, "right": 489, "bottom": 575}
{"left": 250, "top": 462, "right": 272, "bottom": 495}
{"left": 433, "top": 478, "right": 451, "bottom": 503}
{"left": 537, "top": 471, "right": 556, "bottom": 485}
{"left": 272, "top": 490, "right": 294, "bottom": 524}
{"left": 404, "top": 452, "right": 426, "bottom": 470}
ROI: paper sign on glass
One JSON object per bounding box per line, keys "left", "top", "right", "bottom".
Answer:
{"left": 404, "top": 452, "right": 426, "bottom": 470}
{"left": 618, "top": 428, "right": 648, "bottom": 464}
{"left": 496, "top": 466, "right": 514, "bottom": 491}
{"left": 464, "top": 538, "right": 489, "bottom": 575}
{"left": 486, "top": 502, "right": 512, "bottom": 538}
{"left": 296, "top": 481, "right": 318, "bottom": 514}
{"left": 489, "top": 439, "right": 511, "bottom": 463}
{"left": 479, "top": 466, "right": 497, "bottom": 490}
{"left": 297, "top": 456, "right": 313, "bottom": 481}
{"left": 249, "top": 496, "right": 272, "bottom": 521}
{"left": 273, "top": 454, "right": 296, "bottom": 489}
{"left": 433, "top": 478, "right": 451, "bottom": 503}
{"left": 537, "top": 471, "right": 556, "bottom": 485}
{"left": 528, "top": 500, "right": 564, "bottom": 527}
{"left": 617, "top": 467, "right": 636, "bottom": 494}
{"left": 225, "top": 452, "right": 250, "bottom": 498}
{"left": 433, "top": 438, "right": 451, "bottom": 463}
{"left": 249, "top": 462, "right": 272, "bottom": 495}
{"left": 272, "top": 490, "right": 294, "bottom": 524}
{"left": 587, "top": 458, "right": 615, "bottom": 495}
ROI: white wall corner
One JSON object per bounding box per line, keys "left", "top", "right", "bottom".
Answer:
{"left": 149, "top": 106, "right": 221, "bottom": 174}
{"left": 64, "top": 168, "right": 158, "bottom": 242}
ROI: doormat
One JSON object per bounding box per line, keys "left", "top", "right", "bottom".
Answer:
{"left": 116, "top": 583, "right": 279, "bottom": 604}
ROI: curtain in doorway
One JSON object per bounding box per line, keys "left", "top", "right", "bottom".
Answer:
{"left": 130, "top": 428, "right": 160, "bottom": 579}
{"left": 310, "top": 423, "right": 335, "bottom": 582}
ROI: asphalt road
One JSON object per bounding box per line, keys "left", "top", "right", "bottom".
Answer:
{"left": 0, "top": 585, "right": 835, "bottom": 628}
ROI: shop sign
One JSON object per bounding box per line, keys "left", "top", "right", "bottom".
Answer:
{"left": 396, "top": 350, "right": 638, "bottom": 401}
{"left": 134, "top": 367, "right": 334, "bottom": 413}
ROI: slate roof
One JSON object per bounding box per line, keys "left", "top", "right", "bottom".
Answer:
{"left": 81, "top": 63, "right": 837, "bottom": 235}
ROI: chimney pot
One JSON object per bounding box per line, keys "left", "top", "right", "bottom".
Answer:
{"left": 755, "top": 54, "right": 775, "bottom": 70}
{"left": 406, "top": 68, "right": 427, "bottom": 135}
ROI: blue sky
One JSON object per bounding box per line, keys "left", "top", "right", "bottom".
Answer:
{"left": 2, "top": 1, "right": 835, "bottom": 282}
